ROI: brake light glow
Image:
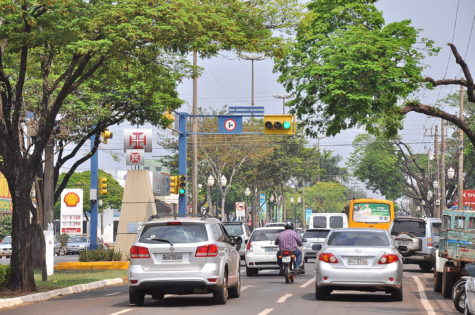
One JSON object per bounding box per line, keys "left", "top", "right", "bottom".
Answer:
{"left": 167, "top": 222, "right": 181, "bottom": 225}
{"left": 319, "top": 253, "right": 338, "bottom": 263}
{"left": 427, "top": 238, "right": 433, "bottom": 247}
{"left": 130, "top": 246, "right": 150, "bottom": 259}
{"left": 378, "top": 254, "right": 399, "bottom": 264}
{"left": 246, "top": 240, "right": 252, "bottom": 251}
{"left": 195, "top": 244, "right": 219, "bottom": 257}
{"left": 282, "top": 250, "right": 292, "bottom": 255}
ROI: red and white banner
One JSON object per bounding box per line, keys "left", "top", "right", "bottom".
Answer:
{"left": 123, "top": 129, "right": 152, "bottom": 152}
{"left": 60, "top": 189, "right": 83, "bottom": 234}
{"left": 453, "top": 189, "right": 475, "bottom": 210}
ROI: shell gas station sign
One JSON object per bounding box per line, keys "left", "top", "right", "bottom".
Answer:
{"left": 60, "top": 189, "right": 83, "bottom": 234}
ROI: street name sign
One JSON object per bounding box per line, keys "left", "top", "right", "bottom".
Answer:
{"left": 229, "top": 106, "right": 264, "bottom": 114}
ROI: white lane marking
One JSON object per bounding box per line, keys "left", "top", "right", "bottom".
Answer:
{"left": 241, "top": 285, "right": 255, "bottom": 291}
{"left": 276, "top": 293, "right": 293, "bottom": 303}
{"left": 300, "top": 277, "right": 315, "bottom": 288}
{"left": 106, "top": 291, "right": 121, "bottom": 296}
{"left": 108, "top": 309, "right": 133, "bottom": 315}
{"left": 258, "top": 308, "right": 274, "bottom": 315}
{"left": 412, "top": 275, "right": 436, "bottom": 315}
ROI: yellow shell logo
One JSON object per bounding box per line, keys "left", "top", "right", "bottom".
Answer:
{"left": 64, "top": 192, "right": 80, "bottom": 207}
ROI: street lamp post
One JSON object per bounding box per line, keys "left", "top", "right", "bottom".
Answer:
{"left": 245, "top": 187, "right": 251, "bottom": 229}
{"left": 220, "top": 175, "right": 227, "bottom": 221}
{"left": 447, "top": 167, "right": 455, "bottom": 209}
{"left": 269, "top": 195, "right": 275, "bottom": 222}
{"left": 273, "top": 94, "right": 292, "bottom": 115}
{"left": 297, "top": 197, "right": 302, "bottom": 227}
{"left": 207, "top": 175, "right": 215, "bottom": 216}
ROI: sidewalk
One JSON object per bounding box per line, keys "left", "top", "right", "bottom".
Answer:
{"left": 0, "top": 278, "right": 125, "bottom": 310}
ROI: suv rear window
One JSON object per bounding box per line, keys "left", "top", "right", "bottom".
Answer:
{"left": 223, "top": 224, "right": 244, "bottom": 236}
{"left": 330, "top": 216, "right": 343, "bottom": 228}
{"left": 313, "top": 216, "right": 327, "bottom": 228}
{"left": 139, "top": 223, "right": 208, "bottom": 244}
{"left": 251, "top": 229, "right": 282, "bottom": 241}
{"left": 391, "top": 220, "right": 426, "bottom": 237}
{"left": 303, "top": 230, "right": 330, "bottom": 238}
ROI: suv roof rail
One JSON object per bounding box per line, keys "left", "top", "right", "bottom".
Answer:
{"left": 147, "top": 214, "right": 218, "bottom": 221}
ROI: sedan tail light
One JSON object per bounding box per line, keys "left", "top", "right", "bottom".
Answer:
{"left": 195, "top": 244, "right": 219, "bottom": 257}
{"left": 378, "top": 254, "right": 399, "bottom": 264}
{"left": 319, "top": 253, "right": 338, "bottom": 263}
{"left": 130, "top": 246, "right": 150, "bottom": 259}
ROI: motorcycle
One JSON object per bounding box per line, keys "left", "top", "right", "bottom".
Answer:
{"left": 278, "top": 250, "right": 297, "bottom": 284}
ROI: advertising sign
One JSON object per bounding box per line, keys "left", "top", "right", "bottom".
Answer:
{"left": 60, "top": 189, "right": 83, "bottom": 234}
{"left": 0, "top": 173, "right": 12, "bottom": 213}
{"left": 453, "top": 189, "right": 475, "bottom": 210}
{"left": 353, "top": 202, "right": 391, "bottom": 223}
{"left": 153, "top": 172, "right": 170, "bottom": 196}
{"left": 235, "top": 202, "right": 245, "bottom": 217}
{"left": 123, "top": 129, "right": 152, "bottom": 152}
{"left": 306, "top": 208, "right": 313, "bottom": 225}
{"left": 259, "top": 194, "right": 267, "bottom": 220}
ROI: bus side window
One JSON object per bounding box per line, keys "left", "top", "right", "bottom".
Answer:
{"left": 454, "top": 216, "right": 465, "bottom": 229}
{"left": 468, "top": 217, "right": 475, "bottom": 230}
{"left": 442, "top": 215, "right": 451, "bottom": 230}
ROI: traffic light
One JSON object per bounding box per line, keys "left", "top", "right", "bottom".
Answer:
{"left": 101, "top": 129, "right": 113, "bottom": 144}
{"left": 263, "top": 115, "right": 295, "bottom": 135}
{"left": 99, "top": 177, "right": 108, "bottom": 195}
{"left": 170, "top": 175, "right": 179, "bottom": 194}
{"left": 178, "top": 175, "right": 187, "bottom": 195}
{"left": 162, "top": 111, "right": 175, "bottom": 129}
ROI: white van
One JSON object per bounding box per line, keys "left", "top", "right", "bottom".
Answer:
{"left": 308, "top": 213, "right": 348, "bottom": 229}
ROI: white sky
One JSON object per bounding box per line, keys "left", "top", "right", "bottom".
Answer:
{"left": 71, "top": 0, "right": 475, "bottom": 190}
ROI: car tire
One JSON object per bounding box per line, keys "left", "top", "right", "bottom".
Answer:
{"left": 442, "top": 268, "right": 457, "bottom": 298}
{"left": 391, "top": 286, "right": 403, "bottom": 301}
{"left": 129, "top": 288, "right": 145, "bottom": 306}
{"left": 246, "top": 267, "right": 257, "bottom": 277}
{"left": 419, "top": 263, "right": 433, "bottom": 273}
{"left": 228, "top": 272, "right": 241, "bottom": 298}
{"left": 453, "top": 278, "right": 467, "bottom": 300}
{"left": 213, "top": 271, "right": 228, "bottom": 305}
{"left": 434, "top": 271, "right": 443, "bottom": 292}
{"left": 453, "top": 286, "right": 466, "bottom": 313}
{"left": 315, "top": 283, "right": 330, "bottom": 300}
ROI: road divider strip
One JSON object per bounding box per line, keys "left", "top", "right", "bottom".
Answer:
{"left": 55, "top": 261, "right": 129, "bottom": 270}
{"left": 276, "top": 293, "right": 293, "bottom": 303}
{"left": 412, "top": 275, "right": 436, "bottom": 315}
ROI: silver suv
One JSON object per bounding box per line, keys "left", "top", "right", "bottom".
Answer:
{"left": 128, "top": 216, "right": 241, "bottom": 306}
{"left": 390, "top": 217, "right": 441, "bottom": 272}
{"left": 222, "top": 221, "right": 250, "bottom": 259}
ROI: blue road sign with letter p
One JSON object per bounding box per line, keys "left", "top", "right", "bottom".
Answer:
{"left": 218, "top": 116, "right": 242, "bottom": 134}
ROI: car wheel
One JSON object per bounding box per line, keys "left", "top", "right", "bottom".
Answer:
{"left": 442, "top": 268, "right": 457, "bottom": 298}
{"left": 246, "top": 267, "right": 257, "bottom": 277}
{"left": 391, "top": 285, "right": 403, "bottom": 301}
{"left": 213, "top": 271, "right": 228, "bottom": 305}
{"left": 151, "top": 293, "right": 164, "bottom": 300}
{"left": 453, "top": 278, "right": 467, "bottom": 300}
{"left": 228, "top": 271, "right": 241, "bottom": 298}
{"left": 453, "top": 287, "right": 466, "bottom": 313}
{"left": 129, "top": 288, "right": 145, "bottom": 306}
{"left": 59, "top": 247, "right": 65, "bottom": 256}
{"left": 419, "top": 263, "right": 433, "bottom": 273}
{"left": 315, "top": 283, "right": 330, "bottom": 300}
{"left": 434, "top": 271, "right": 443, "bottom": 292}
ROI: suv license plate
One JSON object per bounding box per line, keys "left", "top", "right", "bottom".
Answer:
{"left": 397, "top": 240, "right": 411, "bottom": 246}
{"left": 162, "top": 254, "right": 183, "bottom": 261}
{"left": 348, "top": 257, "right": 367, "bottom": 265}
{"left": 282, "top": 256, "right": 291, "bottom": 263}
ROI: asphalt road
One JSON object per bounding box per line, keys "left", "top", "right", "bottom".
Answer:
{"left": 0, "top": 263, "right": 458, "bottom": 315}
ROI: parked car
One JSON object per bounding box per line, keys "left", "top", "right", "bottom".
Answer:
{"left": 222, "top": 221, "right": 250, "bottom": 259}
{"left": 314, "top": 228, "right": 403, "bottom": 301}
{"left": 303, "top": 228, "right": 331, "bottom": 262}
{"left": 66, "top": 236, "right": 106, "bottom": 254}
{"left": 54, "top": 238, "right": 66, "bottom": 256}
{"left": 128, "top": 216, "right": 241, "bottom": 306}
{"left": 390, "top": 217, "right": 441, "bottom": 272}
{"left": 0, "top": 236, "right": 12, "bottom": 258}
{"left": 244, "top": 227, "right": 305, "bottom": 276}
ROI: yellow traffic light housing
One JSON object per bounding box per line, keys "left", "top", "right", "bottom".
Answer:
{"left": 98, "top": 177, "right": 108, "bottom": 195}
{"left": 263, "top": 115, "right": 296, "bottom": 135}
{"left": 101, "top": 129, "right": 113, "bottom": 144}
{"left": 170, "top": 175, "right": 179, "bottom": 194}
{"left": 178, "top": 175, "right": 187, "bottom": 195}
{"left": 163, "top": 111, "right": 175, "bottom": 129}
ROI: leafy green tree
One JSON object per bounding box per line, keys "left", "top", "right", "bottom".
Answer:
{"left": 302, "top": 182, "right": 349, "bottom": 214}
{"left": 0, "top": 0, "right": 280, "bottom": 291}
{"left": 276, "top": 0, "right": 475, "bottom": 149}
{"left": 0, "top": 216, "right": 12, "bottom": 239}
{"left": 54, "top": 170, "right": 123, "bottom": 218}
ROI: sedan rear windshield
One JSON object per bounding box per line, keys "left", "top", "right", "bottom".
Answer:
{"left": 327, "top": 231, "right": 390, "bottom": 246}
{"left": 251, "top": 229, "right": 282, "bottom": 241}
{"left": 303, "top": 230, "right": 330, "bottom": 239}
{"left": 139, "top": 223, "right": 208, "bottom": 244}
{"left": 391, "top": 220, "right": 426, "bottom": 237}
{"left": 223, "top": 224, "right": 244, "bottom": 236}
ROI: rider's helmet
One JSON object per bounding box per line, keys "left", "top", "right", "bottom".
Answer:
{"left": 284, "top": 221, "right": 294, "bottom": 230}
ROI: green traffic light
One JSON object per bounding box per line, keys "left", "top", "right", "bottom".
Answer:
{"left": 282, "top": 121, "right": 291, "bottom": 129}
{"left": 179, "top": 188, "right": 186, "bottom": 194}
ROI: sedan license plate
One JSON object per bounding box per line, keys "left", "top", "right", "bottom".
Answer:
{"left": 348, "top": 257, "right": 367, "bottom": 265}
{"left": 282, "top": 256, "right": 291, "bottom": 263}
{"left": 265, "top": 247, "right": 277, "bottom": 253}
{"left": 162, "top": 254, "right": 182, "bottom": 261}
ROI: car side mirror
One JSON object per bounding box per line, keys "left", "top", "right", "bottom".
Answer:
{"left": 312, "top": 244, "right": 322, "bottom": 251}
{"left": 302, "top": 238, "right": 307, "bottom": 243}
{"left": 398, "top": 245, "right": 408, "bottom": 252}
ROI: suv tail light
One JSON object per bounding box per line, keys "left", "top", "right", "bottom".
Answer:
{"left": 195, "top": 244, "right": 218, "bottom": 257}
{"left": 378, "top": 254, "right": 399, "bottom": 264}
{"left": 319, "top": 253, "right": 338, "bottom": 263}
{"left": 246, "top": 240, "right": 252, "bottom": 251}
{"left": 130, "top": 246, "right": 150, "bottom": 259}
{"left": 427, "top": 237, "right": 433, "bottom": 247}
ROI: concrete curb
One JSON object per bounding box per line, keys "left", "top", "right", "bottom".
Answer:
{"left": 0, "top": 278, "right": 125, "bottom": 310}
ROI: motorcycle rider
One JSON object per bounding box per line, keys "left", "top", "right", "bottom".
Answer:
{"left": 275, "top": 221, "right": 303, "bottom": 273}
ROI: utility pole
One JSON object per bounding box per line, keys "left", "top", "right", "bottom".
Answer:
{"left": 440, "top": 118, "right": 447, "bottom": 215}
{"left": 434, "top": 124, "right": 439, "bottom": 217}
{"left": 458, "top": 85, "right": 464, "bottom": 209}
{"left": 191, "top": 50, "right": 199, "bottom": 215}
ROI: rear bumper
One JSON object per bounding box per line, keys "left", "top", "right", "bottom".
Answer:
{"left": 245, "top": 252, "right": 280, "bottom": 269}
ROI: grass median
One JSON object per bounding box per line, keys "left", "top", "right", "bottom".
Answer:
{"left": 0, "top": 269, "right": 128, "bottom": 299}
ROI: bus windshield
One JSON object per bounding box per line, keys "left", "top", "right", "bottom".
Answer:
{"left": 353, "top": 202, "right": 391, "bottom": 223}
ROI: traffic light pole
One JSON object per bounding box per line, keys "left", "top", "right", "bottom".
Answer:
{"left": 178, "top": 112, "right": 188, "bottom": 217}
{"left": 90, "top": 134, "right": 98, "bottom": 249}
